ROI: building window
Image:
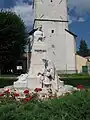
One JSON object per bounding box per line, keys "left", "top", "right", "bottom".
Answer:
{"left": 51, "top": 30, "right": 54, "bottom": 33}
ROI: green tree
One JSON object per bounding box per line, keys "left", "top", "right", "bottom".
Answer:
{"left": 0, "top": 11, "right": 27, "bottom": 74}
{"left": 77, "top": 40, "right": 89, "bottom": 57}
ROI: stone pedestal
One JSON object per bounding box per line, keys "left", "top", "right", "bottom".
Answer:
{"left": 14, "top": 81, "right": 27, "bottom": 89}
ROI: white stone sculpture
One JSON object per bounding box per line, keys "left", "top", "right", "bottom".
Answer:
{"left": 17, "top": 74, "right": 28, "bottom": 81}
{"left": 14, "top": 27, "right": 75, "bottom": 94}
{"left": 34, "top": 26, "right": 45, "bottom": 42}
{"left": 14, "top": 74, "right": 28, "bottom": 88}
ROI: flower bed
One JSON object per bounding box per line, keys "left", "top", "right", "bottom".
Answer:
{"left": 0, "top": 89, "right": 90, "bottom": 120}
{"left": 0, "top": 87, "right": 76, "bottom": 103}
{"left": 0, "top": 88, "right": 41, "bottom": 102}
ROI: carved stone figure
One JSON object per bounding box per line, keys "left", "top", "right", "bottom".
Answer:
{"left": 34, "top": 26, "right": 45, "bottom": 42}
{"left": 17, "top": 73, "right": 28, "bottom": 81}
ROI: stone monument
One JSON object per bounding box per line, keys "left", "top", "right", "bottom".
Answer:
{"left": 14, "top": 26, "right": 74, "bottom": 94}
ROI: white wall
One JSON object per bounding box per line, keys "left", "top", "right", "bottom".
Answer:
{"left": 66, "top": 31, "right": 76, "bottom": 72}
{"left": 35, "top": 21, "right": 75, "bottom": 72}
{"left": 34, "top": 0, "right": 68, "bottom": 22}
{"left": 34, "top": 0, "right": 76, "bottom": 73}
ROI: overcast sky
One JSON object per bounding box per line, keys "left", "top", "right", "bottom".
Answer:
{"left": 0, "top": 0, "right": 90, "bottom": 49}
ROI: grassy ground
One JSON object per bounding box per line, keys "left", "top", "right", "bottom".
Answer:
{"left": 0, "top": 90, "right": 90, "bottom": 120}
{"left": 0, "top": 73, "right": 90, "bottom": 88}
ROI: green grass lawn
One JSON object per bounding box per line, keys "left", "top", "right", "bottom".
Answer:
{"left": 59, "top": 73, "right": 90, "bottom": 88}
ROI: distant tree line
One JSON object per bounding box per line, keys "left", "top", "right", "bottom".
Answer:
{"left": 77, "top": 40, "right": 90, "bottom": 57}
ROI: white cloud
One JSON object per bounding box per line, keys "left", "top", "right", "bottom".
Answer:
{"left": 68, "top": 0, "right": 90, "bottom": 16}
{"left": 68, "top": 16, "right": 72, "bottom": 24}
{"left": 13, "top": 0, "right": 34, "bottom": 28}
{"left": 68, "top": 16, "right": 85, "bottom": 24}
{"left": 67, "top": 0, "right": 90, "bottom": 23}
{"left": 0, "top": 0, "right": 34, "bottom": 29}
{"left": 13, "top": 4, "right": 33, "bottom": 28}
{"left": 78, "top": 17, "right": 85, "bottom": 22}
{"left": 68, "top": 15, "right": 77, "bottom": 24}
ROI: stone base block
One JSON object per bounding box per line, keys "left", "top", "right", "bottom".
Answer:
{"left": 27, "top": 77, "right": 41, "bottom": 89}
{"left": 14, "top": 81, "right": 27, "bottom": 89}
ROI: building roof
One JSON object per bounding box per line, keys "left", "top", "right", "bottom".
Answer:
{"left": 85, "top": 56, "right": 90, "bottom": 59}
{"left": 65, "top": 29, "right": 77, "bottom": 37}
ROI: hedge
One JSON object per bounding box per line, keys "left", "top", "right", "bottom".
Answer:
{"left": 61, "top": 78, "right": 90, "bottom": 88}
{"left": 59, "top": 73, "right": 90, "bottom": 78}
{"left": 0, "top": 90, "right": 90, "bottom": 120}
{"left": 0, "top": 77, "right": 17, "bottom": 88}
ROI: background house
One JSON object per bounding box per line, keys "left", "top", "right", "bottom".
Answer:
{"left": 76, "top": 54, "right": 88, "bottom": 73}
{"left": 85, "top": 56, "right": 90, "bottom": 74}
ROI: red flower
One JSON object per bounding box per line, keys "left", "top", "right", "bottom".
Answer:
{"left": 76, "top": 85, "right": 85, "bottom": 89}
{"left": 34, "top": 88, "right": 42, "bottom": 92}
{"left": 0, "top": 93, "right": 4, "bottom": 97}
{"left": 24, "top": 89, "right": 29, "bottom": 94}
{"left": 13, "top": 93, "right": 19, "bottom": 97}
{"left": 24, "top": 96, "right": 33, "bottom": 102}
{"left": 4, "top": 89, "right": 10, "bottom": 94}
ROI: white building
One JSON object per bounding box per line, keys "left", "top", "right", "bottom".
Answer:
{"left": 33, "top": 0, "right": 77, "bottom": 74}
